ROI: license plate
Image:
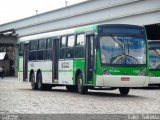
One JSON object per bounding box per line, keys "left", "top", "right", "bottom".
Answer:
{"left": 121, "top": 77, "right": 130, "bottom": 81}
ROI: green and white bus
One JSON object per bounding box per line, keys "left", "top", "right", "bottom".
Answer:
{"left": 148, "top": 40, "right": 160, "bottom": 86}
{"left": 18, "top": 24, "right": 149, "bottom": 95}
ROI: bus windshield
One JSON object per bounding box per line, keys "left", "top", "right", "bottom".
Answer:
{"left": 100, "top": 36, "right": 146, "bottom": 65}
{"left": 149, "top": 49, "right": 160, "bottom": 70}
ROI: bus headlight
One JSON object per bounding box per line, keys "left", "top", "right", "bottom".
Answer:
{"left": 149, "top": 73, "right": 154, "bottom": 77}
{"left": 138, "top": 69, "right": 146, "bottom": 76}
{"left": 102, "top": 68, "right": 111, "bottom": 75}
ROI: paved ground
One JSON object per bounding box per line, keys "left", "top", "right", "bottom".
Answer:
{"left": 0, "top": 77, "right": 160, "bottom": 115}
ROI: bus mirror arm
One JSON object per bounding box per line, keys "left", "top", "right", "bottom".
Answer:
{"left": 95, "top": 36, "right": 98, "bottom": 49}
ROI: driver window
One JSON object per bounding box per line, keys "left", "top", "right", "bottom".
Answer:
{"left": 100, "top": 36, "right": 122, "bottom": 64}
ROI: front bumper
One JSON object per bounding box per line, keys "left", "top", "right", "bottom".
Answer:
{"left": 96, "top": 75, "right": 149, "bottom": 87}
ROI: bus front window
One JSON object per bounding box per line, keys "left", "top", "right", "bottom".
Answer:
{"left": 149, "top": 49, "right": 160, "bottom": 69}
{"left": 100, "top": 36, "right": 146, "bottom": 65}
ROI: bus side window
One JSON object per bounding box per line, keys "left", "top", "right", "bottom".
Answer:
{"left": 37, "top": 39, "right": 46, "bottom": 60}
{"left": 19, "top": 43, "right": 24, "bottom": 56}
{"left": 75, "top": 34, "right": 85, "bottom": 58}
{"left": 29, "top": 40, "right": 38, "bottom": 60}
{"left": 46, "top": 38, "right": 53, "bottom": 60}
{"left": 59, "top": 36, "right": 66, "bottom": 59}
{"left": 66, "top": 35, "right": 75, "bottom": 59}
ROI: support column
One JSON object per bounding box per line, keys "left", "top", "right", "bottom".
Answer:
{"left": 14, "top": 45, "right": 18, "bottom": 77}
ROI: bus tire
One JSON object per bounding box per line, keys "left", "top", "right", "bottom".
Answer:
{"left": 77, "top": 73, "right": 88, "bottom": 94}
{"left": 30, "top": 72, "right": 37, "bottom": 90}
{"left": 44, "top": 84, "right": 52, "bottom": 91}
{"left": 37, "top": 72, "right": 45, "bottom": 90}
{"left": 66, "top": 85, "right": 77, "bottom": 92}
{"left": 119, "top": 87, "right": 130, "bottom": 96}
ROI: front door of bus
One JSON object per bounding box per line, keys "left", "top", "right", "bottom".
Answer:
{"left": 52, "top": 39, "right": 59, "bottom": 81}
{"left": 23, "top": 43, "right": 28, "bottom": 81}
{"left": 85, "top": 34, "right": 95, "bottom": 84}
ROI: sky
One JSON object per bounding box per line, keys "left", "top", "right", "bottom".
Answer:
{"left": 0, "top": 0, "right": 87, "bottom": 25}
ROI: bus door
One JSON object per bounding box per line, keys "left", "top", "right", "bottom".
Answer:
{"left": 52, "top": 39, "right": 59, "bottom": 82}
{"left": 23, "top": 43, "right": 29, "bottom": 81}
{"left": 85, "top": 34, "right": 95, "bottom": 84}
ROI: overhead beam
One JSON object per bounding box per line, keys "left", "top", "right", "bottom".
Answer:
{"left": 0, "top": 0, "right": 138, "bottom": 31}
{"left": 0, "top": 0, "right": 159, "bottom": 37}
{"left": 0, "top": 36, "right": 17, "bottom": 44}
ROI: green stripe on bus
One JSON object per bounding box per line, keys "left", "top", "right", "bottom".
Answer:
{"left": 58, "top": 70, "right": 73, "bottom": 72}
{"left": 41, "top": 70, "right": 52, "bottom": 72}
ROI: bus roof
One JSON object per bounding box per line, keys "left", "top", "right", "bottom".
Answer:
{"left": 75, "top": 25, "right": 98, "bottom": 33}
{"left": 18, "top": 24, "right": 143, "bottom": 43}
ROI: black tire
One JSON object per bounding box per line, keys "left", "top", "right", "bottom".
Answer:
{"left": 119, "top": 87, "right": 130, "bottom": 96}
{"left": 77, "top": 73, "right": 88, "bottom": 94}
{"left": 30, "top": 72, "right": 37, "bottom": 90}
{"left": 37, "top": 72, "right": 45, "bottom": 90}
{"left": 44, "top": 84, "right": 52, "bottom": 91}
{"left": 66, "top": 85, "right": 77, "bottom": 92}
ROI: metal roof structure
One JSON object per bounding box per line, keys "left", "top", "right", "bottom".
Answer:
{"left": 0, "top": 0, "right": 160, "bottom": 37}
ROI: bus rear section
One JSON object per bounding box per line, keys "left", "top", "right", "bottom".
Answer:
{"left": 94, "top": 24, "right": 149, "bottom": 95}
{"left": 148, "top": 40, "right": 160, "bottom": 86}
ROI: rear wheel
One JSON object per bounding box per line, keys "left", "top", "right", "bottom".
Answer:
{"left": 119, "top": 87, "right": 130, "bottom": 96}
{"left": 44, "top": 84, "right": 52, "bottom": 91}
{"left": 37, "top": 72, "right": 45, "bottom": 90}
{"left": 31, "top": 72, "right": 37, "bottom": 90}
{"left": 77, "top": 73, "right": 88, "bottom": 94}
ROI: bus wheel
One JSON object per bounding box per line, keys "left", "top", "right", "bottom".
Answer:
{"left": 66, "top": 85, "right": 77, "bottom": 92}
{"left": 37, "top": 72, "right": 44, "bottom": 90}
{"left": 44, "top": 84, "right": 52, "bottom": 91}
{"left": 31, "top": 72, "right": 37, "bottom": 90}
{"left": 77, "top": 73, "right": 88, "bottom": 94}
{"left": 119, "top": 87, "right": 130, "bottom": 96}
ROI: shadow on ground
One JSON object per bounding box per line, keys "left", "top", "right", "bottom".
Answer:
{"left": 18, "top": 87, "right": 146, "bottom": 99}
